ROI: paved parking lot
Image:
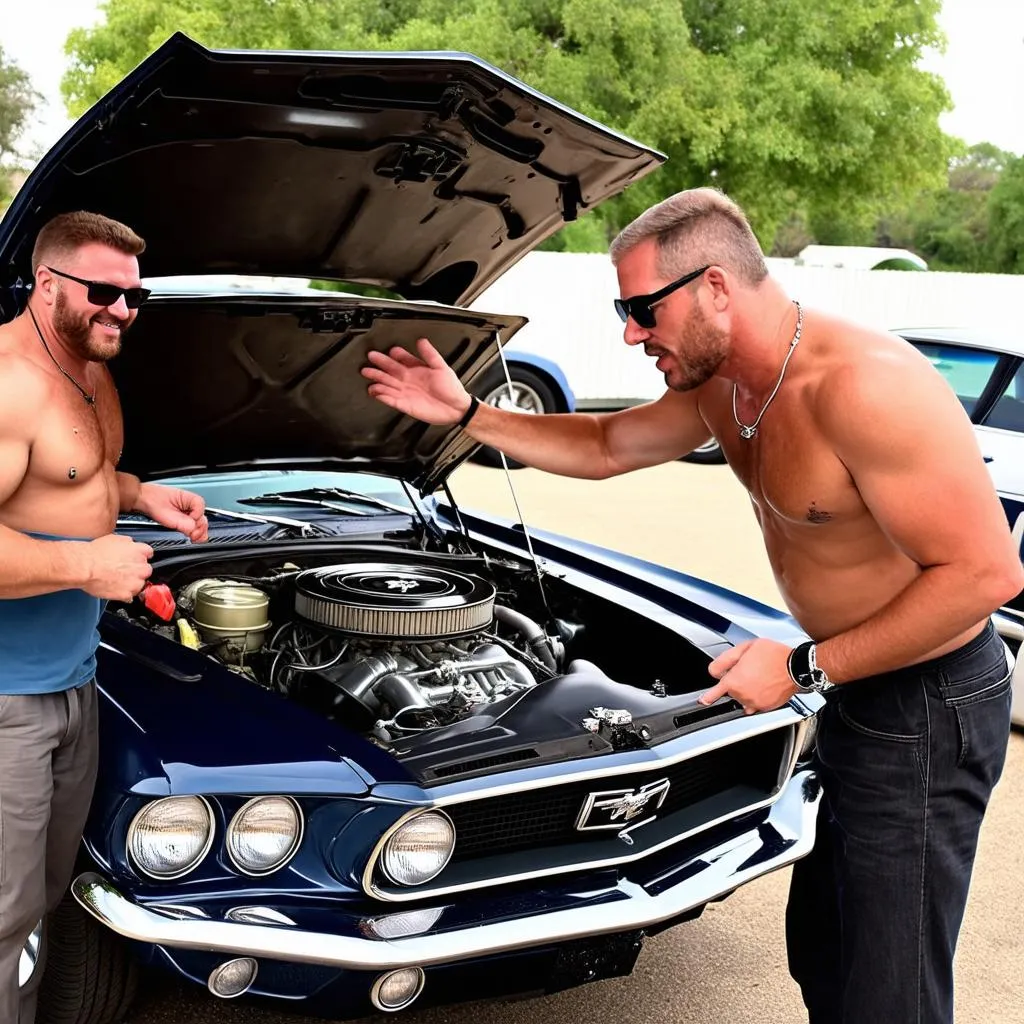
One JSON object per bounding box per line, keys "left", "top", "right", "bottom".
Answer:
{"left": 130, "top": 460, "right": 1024, "bottom": 1024}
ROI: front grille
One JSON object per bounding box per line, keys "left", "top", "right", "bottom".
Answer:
{"left": 445, "top": 728, "right": 787, "bottom": 863}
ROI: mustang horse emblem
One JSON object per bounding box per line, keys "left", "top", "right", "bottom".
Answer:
{"left": 608, "top": 790, "right": 658, "bottom": 822}
{"left": 385, "top": 579, "right": 419, "bottom": 593}
{"left": 575, "top": 778, "right": 672, "bottom": 832}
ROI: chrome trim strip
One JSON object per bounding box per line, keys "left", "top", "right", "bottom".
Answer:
{"left": 72, "top": 769, "right": 819, "bottom": 970}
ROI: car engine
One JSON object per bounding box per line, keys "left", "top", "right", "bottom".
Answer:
{"left": 167, "top": 560, "right": 565, "bottom": 744}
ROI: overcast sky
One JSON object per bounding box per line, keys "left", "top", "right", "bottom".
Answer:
{"left": 4, "top": 0, "right": 1024, "bottom": 159}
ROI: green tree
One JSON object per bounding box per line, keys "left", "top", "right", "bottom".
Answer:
{"left": 0, "top": 45, "right": 41, "bottom": 207}
{"left": 987, "top": 156, "right": 1024, "bottom": 275}
{"left": 875, "top": 143, "right": 1016, "bottom": 272}
{"left": 61, "top": 0, "right": 954, "bottom": 254}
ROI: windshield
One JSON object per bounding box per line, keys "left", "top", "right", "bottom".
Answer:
{"left": 141, "top": 469, "right": 420, "bottom": 516}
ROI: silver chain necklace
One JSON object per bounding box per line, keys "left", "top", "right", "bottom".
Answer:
{"left": 27, "top": 304, "right": 97, "bottom": 406}
{"left": 731, "top": 300, "right": 802, "bottom": 440}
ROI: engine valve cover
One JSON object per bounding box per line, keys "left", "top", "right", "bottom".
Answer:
{"left": 293, "top": 562, "right": 496, "bottom": 639}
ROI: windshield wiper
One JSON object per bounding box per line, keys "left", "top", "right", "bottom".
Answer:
{"left": 118, "top": 506, "right": 331, "bottom": 538}
{"left": 205, "top": 506, "right": 333, "bottom": 537}
{"left": 237, "top": 488, "right": 414, "bottom": 517}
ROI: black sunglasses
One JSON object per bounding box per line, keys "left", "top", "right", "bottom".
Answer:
{"left": 614, "top": 264, "right": 710, "bottom": 329}
{"left": 46, "top": 266, "right": 152, "bottom": 309}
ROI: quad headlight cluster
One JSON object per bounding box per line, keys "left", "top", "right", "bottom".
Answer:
{"left": 127, "top": 795, "right": 303, "bottom": 880}
{"left": 127, "top": 797, "right": 454, "bottom": 889}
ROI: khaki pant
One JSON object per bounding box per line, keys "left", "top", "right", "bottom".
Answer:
{"left": 0, "top": 681, "right": 99, "bottom": 1024}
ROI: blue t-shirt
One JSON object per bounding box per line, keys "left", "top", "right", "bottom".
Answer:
{"left": 0, "top": 532, "right": 104, "bottom": 694}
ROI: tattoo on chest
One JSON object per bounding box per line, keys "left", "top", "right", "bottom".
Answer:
{"left": 806, "top": 502, "right": 833, "bottom": 523}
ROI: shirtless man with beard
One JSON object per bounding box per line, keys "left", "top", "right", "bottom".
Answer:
{"left": 361, "top": 187, "right": 1024, "bottom": 1023}
{"left": 0, "top": 211, "right": 208, "bottom": 1023}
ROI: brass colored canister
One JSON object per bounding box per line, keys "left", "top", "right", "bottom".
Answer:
{"left": 192, "top": 582, "right": 270, "bottom": 655}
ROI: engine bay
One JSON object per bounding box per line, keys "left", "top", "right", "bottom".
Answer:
{"left": 117, "top": 543, "right": 740, "bottom": 780}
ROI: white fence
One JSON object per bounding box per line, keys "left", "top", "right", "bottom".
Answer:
{"left": 470, "top": 251, "right": 1024, "bottom": 407}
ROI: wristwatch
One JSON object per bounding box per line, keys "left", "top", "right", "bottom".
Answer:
{"left": 787, "top": 641, "right": 835, "bottom": 694}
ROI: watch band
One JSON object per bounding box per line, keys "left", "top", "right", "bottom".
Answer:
{"left": 458, "top": 396, "right": 480, "bottom": 429}
{"left": 788, "top": 640, "right": 834, "bottom": 693}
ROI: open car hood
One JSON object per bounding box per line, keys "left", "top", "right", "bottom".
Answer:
{"left": 110, "top": 288, "right": 528, "bottom": 494}
{"left": 0, "top": 32, "right": 663, "bottom": 318}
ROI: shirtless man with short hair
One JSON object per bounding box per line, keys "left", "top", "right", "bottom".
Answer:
{"left": 362, "top": 187, "right": 1024, "bottom": 1023}
{"left": 0, "top": 210, "right": 208, "bottom": 1024}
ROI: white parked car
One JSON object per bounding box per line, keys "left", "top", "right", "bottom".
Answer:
{"left": 893, "top": 326, "right": 1024, "bottom": 728}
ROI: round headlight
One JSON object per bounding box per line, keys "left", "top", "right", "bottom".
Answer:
{"left": 128, "top": 796, "right": 214, "bottom": 880}
{"left": 226, "top": 796, "right": 303, "bottom": 876}
{"left": 381, "top": 811, "right": 455, "bottom": 886}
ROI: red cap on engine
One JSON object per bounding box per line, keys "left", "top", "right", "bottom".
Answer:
{"left": 140, "top": 583, "right": 176, "bottom": 622}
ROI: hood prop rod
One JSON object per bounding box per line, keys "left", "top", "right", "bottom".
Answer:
{"left": 491, "top": 331, "right": 554, "bottom": 626}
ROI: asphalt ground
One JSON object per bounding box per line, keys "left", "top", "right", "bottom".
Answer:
{"left": 129, "top": 460, "right": 1024, "bottom": 1024}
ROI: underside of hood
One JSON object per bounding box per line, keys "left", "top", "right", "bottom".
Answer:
{"left": 111, "top": 290, "right": 527, "bottom": 494}
{"left": 0, "top": 33, "right": 664, "bottom": 320}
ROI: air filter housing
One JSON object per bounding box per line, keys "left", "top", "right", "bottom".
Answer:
{"left": 293, "top": 563, "right": 496, "bottom": 639}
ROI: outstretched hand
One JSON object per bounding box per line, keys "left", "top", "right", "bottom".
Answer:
{"left": 361, "top": 338, "right": 470, "bottom": 425}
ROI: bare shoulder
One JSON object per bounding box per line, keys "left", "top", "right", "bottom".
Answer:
{"left": 809, "top": 313, "right": 963, "bottom": 441}
{"left": 0, "top": 348, "right": 51, "bottom": 434}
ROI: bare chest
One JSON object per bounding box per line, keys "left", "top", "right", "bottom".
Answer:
{"left": 702, "top": 388, "right": 864, "bottom": 528}
{"left": 30, "top": 383, "right": 124, "bottom": 488}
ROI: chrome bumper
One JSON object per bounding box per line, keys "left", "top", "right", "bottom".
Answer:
{"left": 72, "top": 769, "right": 819, "bottom": 971}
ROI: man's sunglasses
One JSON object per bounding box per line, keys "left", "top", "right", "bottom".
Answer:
{"left": 613, "top": 264, "right": 710, "bottom": 329}
{"left": 46, "top": 266, "right": 152, "bottom": 309}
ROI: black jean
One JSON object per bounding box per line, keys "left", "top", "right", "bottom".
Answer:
{"left": 786, "top": 619, "right": 1013, "bottom": 1024}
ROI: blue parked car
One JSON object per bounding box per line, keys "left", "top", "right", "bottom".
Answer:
{"left": 892, "top": 326, "right": 1024, "bottom": 727}
{"left": 1, "top": 34, "right": 824, "bottom": 1023}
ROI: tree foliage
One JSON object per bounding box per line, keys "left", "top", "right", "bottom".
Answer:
{"left": 987, "top": 157, "right": 1024, "bottom": 275}
{"left": 871, "top": 144, "right": 1023, "bottom": 273}
{"left": 0, "top": 45, "right": 42, "bottom": 207}
{"left": 62, "top": 0, "right": 954, "bottom": 253}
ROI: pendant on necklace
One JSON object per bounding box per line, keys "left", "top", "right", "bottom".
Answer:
{"left": 68, "top": 467, "right": 77, "bottom": 480}
{"left": 739, "top": 425, "right": 757, "bottom": 440}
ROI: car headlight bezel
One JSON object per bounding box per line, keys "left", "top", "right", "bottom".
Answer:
{"left": 127, "top": 795, "right": 216, "bottom": 881}
{"left": 796, "top": 712, "right": 821, "bottom": 762}
{"left": 379, "top": 810, "right": 456, "bottom": 887}
{"left": 225, "top": 795, "right": 304, "bottom": 877}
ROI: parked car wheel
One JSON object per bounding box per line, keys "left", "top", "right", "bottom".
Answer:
{"left": 471, "top": 364, "right": 561, "bottom": 469}
{"left": 36, "top": 890, "right": 138, "bottom": 1024}
{"left": 681, "top": 438, "right": 726, "bottom": 465}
